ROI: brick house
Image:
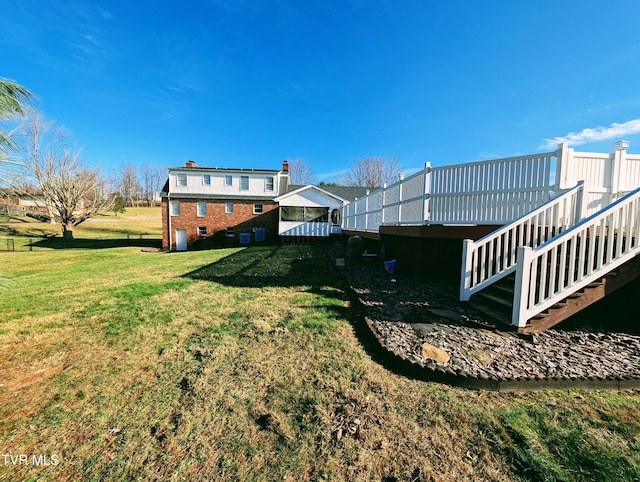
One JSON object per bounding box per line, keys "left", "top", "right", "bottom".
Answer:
{"left": 161, "top": 160, "right": 290, "bottom": 250}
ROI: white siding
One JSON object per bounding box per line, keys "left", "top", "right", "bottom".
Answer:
{"left": 168, "top": 170, "right": 283, "bottom": 197}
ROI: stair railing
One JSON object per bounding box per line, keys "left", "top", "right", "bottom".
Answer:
{"left": 512, "top": 186, "right": 640, "bottom": 329}
{"left": 460, "top": 181, "right": 586, "bottom": 301}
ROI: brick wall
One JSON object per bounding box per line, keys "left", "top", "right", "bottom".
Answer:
{"left": 162, "top": 199, "right": 279, "bottom": 250}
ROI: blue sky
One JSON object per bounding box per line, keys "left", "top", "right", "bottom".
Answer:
{"left": 2, "top": 0, "right": 640, "bottom": 181}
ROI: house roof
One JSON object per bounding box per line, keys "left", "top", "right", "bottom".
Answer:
{"left": 274, "top": 184, "right": 348, "bottom": 203}
{"left": 167, "top": 166, "right": 282, "bottom": 174}
{"left": 286, "top": 184, "right": 370, "bottom": 202}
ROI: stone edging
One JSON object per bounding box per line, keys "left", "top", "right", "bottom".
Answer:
{"left": 361, "top": 315, "right": 640, "bottom": 391}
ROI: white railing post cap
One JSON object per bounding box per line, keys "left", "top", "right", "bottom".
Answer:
{"left": 613, "top": 140, "right": 630, "bottom": 151}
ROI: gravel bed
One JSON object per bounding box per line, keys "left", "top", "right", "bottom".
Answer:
{"left": 330, "top": 246, "right": 640, "bottom": 385}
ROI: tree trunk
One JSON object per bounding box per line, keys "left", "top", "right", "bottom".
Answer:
{"left": 62, "top": 224, "right": 74, "bottom": 240}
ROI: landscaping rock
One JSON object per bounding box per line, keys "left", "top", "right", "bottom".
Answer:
{"left": 325, "top": 243, "right": 640, "bottom": 385}
{"left": 421, "top": 343, "right": 450, "bottom": 364}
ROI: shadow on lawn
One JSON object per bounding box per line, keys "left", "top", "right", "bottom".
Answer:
{"left": 182, "top": 244, "right": 342, "bottom": 291}
{"left": 29, "top": 236, "right": 162, "bottom": 250}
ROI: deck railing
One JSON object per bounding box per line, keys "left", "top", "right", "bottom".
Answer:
{"left": 460, "top": 181, "right": 586, "bottom": 301}
{"left": 512, "top": 186, "right": 640, "bottom": 328}
{"left": 342, "top": 142, "right": 638, "bottom": 233}
{"left": 342, "top": 151, "right": 559, "bottom": 231}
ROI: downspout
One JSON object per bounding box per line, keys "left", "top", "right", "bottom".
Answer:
{"left": 167, "top": 194, "right": 172, "bottom": 251}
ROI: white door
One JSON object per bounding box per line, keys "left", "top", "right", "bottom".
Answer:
{"left": 175, "top": 229, "right": 187, "bottom": 251}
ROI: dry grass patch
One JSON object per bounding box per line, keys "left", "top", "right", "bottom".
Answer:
{"left": 1, "top": 245, "right": 639, "bottom": 481}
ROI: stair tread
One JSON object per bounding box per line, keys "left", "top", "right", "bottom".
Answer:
{"left": 468, "top": 301, "right": 511, "bottom": 325}
{"left": 476, "top": 291, "right": 512, "bottom": 308}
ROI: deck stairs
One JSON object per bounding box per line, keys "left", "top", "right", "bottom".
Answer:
{"left": 461, "top": 184, "right": 640, "bottom": 332}
{"left": 470, "top": 256, "right": 640, "bottom": 333}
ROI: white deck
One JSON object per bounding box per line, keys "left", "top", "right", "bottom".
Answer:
{"left": 341, "top": 142, "right": 640, "bottom": 329}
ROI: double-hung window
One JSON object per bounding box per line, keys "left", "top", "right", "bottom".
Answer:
{"left": 265, "top": 176, "right": 274, "bottom": 191}
{"left": 170, "top": 201, "right": 180, "bottom": 216}
{"left": 177, "top": 174, "right": 187, "bottom": 187}
{"left": 197, "top": 226, "right": 207, "bottom": 236}
{"left": 225, "top": 202, "right": 234, "bottom": 214}
{"left": 253, "top": 204, "right": 263, "bottom": 214}
{"left": 203, "top": 174, "right": 211, "bottom": 186}
{"left": 224, "top": 175, "right": 233, "bottom": 186}
{"left": 240, "top": 176, "right": 249, "bottom": 190}
{"left": 197, "top": 202, "right": 206, "bottom": 217}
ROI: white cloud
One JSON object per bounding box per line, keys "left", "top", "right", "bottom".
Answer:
{"left": 539, "top": 119, "right": 640, "bottom": 150}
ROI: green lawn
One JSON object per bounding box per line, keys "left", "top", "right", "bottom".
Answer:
{"left": 1, "top": 243, "right": 639, "bottom": 481}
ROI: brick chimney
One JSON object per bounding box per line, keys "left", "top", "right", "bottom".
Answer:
{"left": 185, "top": 160, "right": 197, "bottom": 168}
{"left": 282, "top": 160, "right": 289, "bottom": 172}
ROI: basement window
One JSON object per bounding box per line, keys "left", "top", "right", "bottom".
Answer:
{"left": 197, "top": 226, "right": 207, "bottom": 236}
{"left": 226, "top": 227, "right": 234, "bottom": 237}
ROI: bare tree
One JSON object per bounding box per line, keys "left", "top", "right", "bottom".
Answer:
{"left": 336, "top": 155, "right": 402, "bottom": 188}
{"left": 140, "top": 162, "right": 165, "bottom": 206}
{"left": 288, "top": 158, "right": 316, "bottom": 185}
{"left": 15, "top": 114, "right": 113, "bottom": 240}
{"left": 115, "top": 163, "right": 141, "bottom": 207}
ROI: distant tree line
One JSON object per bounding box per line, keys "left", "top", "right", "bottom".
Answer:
{"left": 112, "top": 162, "right": 166, "bottom": 208}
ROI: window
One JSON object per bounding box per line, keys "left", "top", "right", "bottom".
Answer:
{"left": 240, "top": 176, "right": 249, "bottom": 190}
{"left": 170, "top": 201, "right": 180, "bottom": 216}
{"left": 197, "top": 226, "right": 207, "bottom": 237}
{"left": 177, "top": 174, "right": 187, "bottom": 187}
{"left": 203, "top": 174, "right": 211, "bottom": 186}
{"left": 225, "top": 202, "right": 234, "bottom": 214}
{"left": 197, "top": 202, "right": 206, "bottom": 217}
{"left": 281, "top": 206, "right": 304, "bottom": 221}
{"left": 280, "top": 206, "right": 328, "bottom": 222}
{"left": 225, "top": 175, "right": 233, "bottom": 186}
{"left": 253, "top": 204, "right": 263, "bottom": 214}
{"left": 265, "top": 176, "right": 274, "bottom": 191}
{"left": 305, "top": 207, "right": 329, "bottom": 222}
{"left": 226, "top": 227, "right": 234, "bottom": 237}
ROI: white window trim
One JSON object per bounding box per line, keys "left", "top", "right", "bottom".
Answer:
{"left": 197, "top": 202, "right": 206, "bottom": 217}
{"left": 170, "top": 201, "right": 180, "bottom": 216}
{"left": 225, "top": 202, "right": 234, "bottom": 214}
{"left": 224, "top": 175, "right": 233, "bottom": 187}
{"left": 202, "top": 175, "right": 211, "bottom": 186}
{"left": 197, "top": 226, "right": 207, "bottom": 237}
{"left": 253, "top": 203, "right": 264, "bottom": 214}
{"left": 177, "top": 174, "right": 187, "bottom": 187}
{"left": 265, "top": 176, "right": 274, "bottom": 191}
{"left": 240, "top": 176, "right": 249, "bottom": 191}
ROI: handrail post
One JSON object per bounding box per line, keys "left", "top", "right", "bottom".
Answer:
{"left": 398, "top": 173, "right": 405, "bottom": 224}
{"left": 381, "top": 183, "right": 387, "bottom": 225}
{"left": 574, "top": 180, "right": 588, "bottom": 224}
{"left": 460, "top": 239, "right": 474, "bottom": 301}
{"left": 365, "top": 192, "right": 369, "bottom": 231}
{"left": 512, "top": 245, "right": 533, "bottom": 329}
{"left": 423, "top": 162, "right": 431, "bottom": 224}
{"left": 555, "top": 142, "right": 570, "bottom": 190}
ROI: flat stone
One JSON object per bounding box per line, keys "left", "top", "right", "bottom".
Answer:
{"left": 411, "top": 323, "right": 437, "bottom": 337}
{"left": 421, "top": 343, "right": 450, "bottom": 364}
